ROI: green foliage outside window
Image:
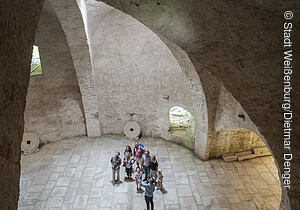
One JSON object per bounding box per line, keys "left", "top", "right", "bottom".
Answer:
{"left": 30, "top": 45, "right": 42, "bottom": 76}
{"left": 169, "top": 106, "right": 195, "bottom": 142}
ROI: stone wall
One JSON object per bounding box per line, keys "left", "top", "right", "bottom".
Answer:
{"left": 1, "top": 0, "right": 299, "bottom": 209}
{"left": 208, "top": 84, "right": 267, "bottom": 158}
{"left": 157, "top": 37, "right": 209, "bottom": 158}
{"left": 48, "top": 0, "right": 102, "bottom": 137}
{"left": 213, "top": 83, "right": 266, "bottom": 138}
{"left": 209, "top": 127, "right": 266, "bottom": 157}
{"left": 98, "top": 1, "right": 300, "bottom": 208}
{"left": 24, "top": 5, "right": 86, "bottom": 143}
{"left": 82, "top": 2, "right": 207, "bottom": 152}
{"left": 0, "top": 0, "right": 44, "bottom": 209}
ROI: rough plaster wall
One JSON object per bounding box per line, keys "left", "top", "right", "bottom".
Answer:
{"left": 207, "top": 84, "right": 268, "bottom": 157}
{"left": 48, "top": 0, "right": 101, "bottom": 137}
{"left": 0, "top": 1, "right": 298, "bottom": 209}
{"left": 0, "top": 0, "right": 44, "bottom": 209}
{"left": 96, "top": 1, "right": 300, "bottom": 208}
{"left": 214, "top": 84, "right": 264, "bottom": 140}
{"left": 192, "top": 61, "right": 222, "bottom": 133}
{"left": 156, "top": 37, "right": 208, "bottom": 158}
{"left": 209, "top": 128, "right": 266, "bottom": 157}
{"left": 24, "top": 6, "right": 86, "bottom": 143}
{"left": 84, "top": 2, "right": 207, "bottom": 153}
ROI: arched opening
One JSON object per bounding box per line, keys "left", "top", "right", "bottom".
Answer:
{"left": 23, "top": 3, "right": 86, "bottom": 144}
{"left": 19, "top": 2, "right": 282, "bottom": 209}
{"left": 1, "top": 0, "right": 296, "bottom": 209}
{"left": 208, "top": 127, "right": 282, "bottom": 209}
{"left": 93, "top": 1, "right": 295, "bottom": 208}
{"left": 209, "top": 127, "right": 267, "bottom": 158}
{"left": 76, "top": 0, "right": 208, "bottom": 154}
{"left": 168, "top": 106, "right": 195, "bottom": 149}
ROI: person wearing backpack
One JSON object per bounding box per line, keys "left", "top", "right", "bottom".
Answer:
{"left": 133, "top": 141, "right": 145, "bottom": 168}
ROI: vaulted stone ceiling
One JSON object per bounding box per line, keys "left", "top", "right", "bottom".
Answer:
{"left": 0, "top": 0, "right": 299, "bottom": 209}
{"left": 98, "top": 0, "right": 300, "bottom": 209}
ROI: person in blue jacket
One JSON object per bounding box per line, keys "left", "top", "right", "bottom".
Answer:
{"left": 139, "top": 177, "right": 156, "bottom": 210}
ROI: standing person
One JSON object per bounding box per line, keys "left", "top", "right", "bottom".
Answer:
{"left": 141, "top": 150, "right": 151, "bottom": 181}
{"left": 111, "top": 152, "right": 122, "bottom": 184}
{"left": 135, "top": 167, "right": 143, "bottom": 191}
{"left": 123, "top": 155, "right": 135, "bottom": 179}
{"left": 124, "top": 145, "right": 132, "bottom": 157}
{"left": 149, "top": 156, "right": 158, "bottom": 179}
{"left": 133, "top": 141, "right": 145, "bottom": 168}
{"left": 139, "top": 177, "right": 156, "bottom": 210}
{"left": 156, "top": 169, "right": 164, "bottom": 191}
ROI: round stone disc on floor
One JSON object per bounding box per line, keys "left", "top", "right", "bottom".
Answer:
{"left": 124, "top": 121, "right": 141, "bottom": 138}
{"left": 21, "top": 132, "right": 39, "bottom": 153}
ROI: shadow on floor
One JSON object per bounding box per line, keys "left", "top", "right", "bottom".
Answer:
{"left": 137, "top": 188, "right": 144, "bottom": 194}
{"left": 112, "top": 180, "right": 123, "bottom": 186}
{"left": 124, "top": 177, "right": 135, "bottom": 182}
{"left": 160, "top": 188, "right": 168, "bottom": 194}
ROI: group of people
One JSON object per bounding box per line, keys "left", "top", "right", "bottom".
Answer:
{"left": 110, "top": 141, "right": 164, "bottom": 210}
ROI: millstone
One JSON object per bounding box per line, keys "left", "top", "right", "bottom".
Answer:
{"left": 21, "top": 132, "right": 39, "bottom": 154}
{"left": 124, "top": 121, "right": 141, "bottom": 138}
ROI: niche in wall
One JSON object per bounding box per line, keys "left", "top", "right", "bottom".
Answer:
{"left": 168, "top": 106, "right": 195, "bottom": 148}
{"left": 208, "top": 127, "right": 267, "bottom": 157}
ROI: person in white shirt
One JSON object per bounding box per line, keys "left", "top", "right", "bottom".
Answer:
{"left": 135, "top": 167, "right": 143, "bottom": 190}
{"left": 123, "top": 155, "right": 135, "bottom": 179}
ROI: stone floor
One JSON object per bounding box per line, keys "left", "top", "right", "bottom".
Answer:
{"left": 19, "top": 136, "right": 281, "bottom": 210}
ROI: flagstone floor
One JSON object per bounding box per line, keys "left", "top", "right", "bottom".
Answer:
{"left": 18, "top": 136, "right": 281, "bottom": 210}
